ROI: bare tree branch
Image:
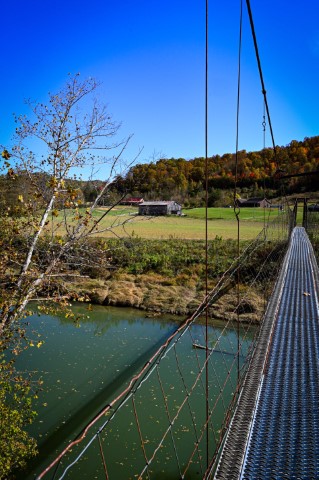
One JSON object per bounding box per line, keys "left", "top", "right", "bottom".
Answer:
{"left": 0, "top": 74, "right": 142, "bottom": 332}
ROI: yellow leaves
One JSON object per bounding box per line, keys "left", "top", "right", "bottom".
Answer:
{"left": 48, "top": 177, "right": 58, "bottom": 188}
{"left": 67, "top": 185, "right": 79, "bottom": 201}
{"left": 2, "top": 149, "right": 11, "bottom": 160}
{"left": 52, "top": 209, "right": 59, "bottom": 217}
{"left": 17, "top": 195, "right": 24, "bottom": 203}
{"left": 29, "top": 339, "right": 43, "bottom": 348}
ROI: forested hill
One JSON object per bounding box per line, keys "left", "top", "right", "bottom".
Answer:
{"left": 114, "top": 136, "right": 319, "bottom": 206}
{"left": 1, "top": 136, "right": 318, "bottom": 210}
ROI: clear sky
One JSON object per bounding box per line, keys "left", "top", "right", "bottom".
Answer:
{"left": 1, "top": 0, "right": 319, "bottom": 171}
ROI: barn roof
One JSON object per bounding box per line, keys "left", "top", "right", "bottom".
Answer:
{"left": 237, "top": 197, "right": 270, "bottom": 205}
{"left": 140, "top": 201, "right": 181, "bottom": 206}
{"left": 125, "top": 197, "right": 143, "bottom": 202}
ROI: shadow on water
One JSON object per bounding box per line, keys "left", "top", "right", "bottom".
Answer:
{"left": 18, "top": 326, "right": 177, "bottom": 478}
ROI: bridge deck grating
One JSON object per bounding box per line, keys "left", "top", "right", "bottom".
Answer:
{"left": 214, "top": 227, "right": 319, "bottom": 480}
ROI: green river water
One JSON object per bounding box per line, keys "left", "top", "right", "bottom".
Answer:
{"left": 15, "top": 304, "right": 254, "bottom": 479}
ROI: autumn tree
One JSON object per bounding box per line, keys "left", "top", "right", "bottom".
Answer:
{"left": 0, "top": 74, "right": 139, "bottom": 475}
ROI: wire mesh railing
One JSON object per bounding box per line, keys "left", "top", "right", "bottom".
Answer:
{"left": 305, "top": 202, "right": 319, "bottom": 260}
{"left": 36, "top": 209, "right": 292, "bottom": 480}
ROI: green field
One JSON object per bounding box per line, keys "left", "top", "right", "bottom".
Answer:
{"left": 48, "top": 206, "right": 284, "bottom": 240}
{"left": 185, "top": 206, "right": 280, "bottom": 221}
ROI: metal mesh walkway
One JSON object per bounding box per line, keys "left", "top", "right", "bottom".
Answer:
{"left": 214, "top": 227, "right": 319, "bottom": 479}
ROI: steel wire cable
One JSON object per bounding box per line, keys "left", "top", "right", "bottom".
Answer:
{"left": 245, "top": 0, "right": 277, "bottom": 161}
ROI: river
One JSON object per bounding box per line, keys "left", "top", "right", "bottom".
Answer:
{"left": 15, "top": 304, "right": 255, "bottom": 479}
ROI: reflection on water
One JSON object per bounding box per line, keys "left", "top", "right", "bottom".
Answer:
{"left": 15, "top": 304, "right": 255, "bottom": 479}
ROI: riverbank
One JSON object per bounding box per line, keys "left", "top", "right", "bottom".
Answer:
{"left": 59, "top": 272, "right": 264, "bottom": 323}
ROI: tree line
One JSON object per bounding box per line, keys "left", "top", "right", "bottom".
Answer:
{"left": 112, "top": 136, "right": 319, "bottom": 206}
{"left": 2, "top": 136, "right": 319, "bottom": 212}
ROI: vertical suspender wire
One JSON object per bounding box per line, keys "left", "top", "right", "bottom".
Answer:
{"left": 262, "top": 101, "right": 267, "bottom": 238}
{"left": 262, "top": 101, "right": 266, "bottom": 149}
{"left": 262, "top": 101, "right": 267, "bottom": 311}
{"left": 234, "top": 0, "right": 243, "bottom": 386}
{"left": 97, "top": 432, "right": 109, "bottom": 480}
{"left": 261, "top": 101, "right": 272, "bottom": 250}
{"left": 205, "top": 0, "right": 210, "bottom": 469}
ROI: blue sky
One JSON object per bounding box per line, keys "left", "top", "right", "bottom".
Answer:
{"left": 2, "top": 0, "right": 319, "bottom": 172}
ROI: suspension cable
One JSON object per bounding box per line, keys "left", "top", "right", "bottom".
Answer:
{"left": 205, "top": 0, "right": 210, "bottom": 469}
{"left": 262, "top": 100, "right": 267, "bottom": 233}
{"left": 245, "top": 0, "right": 278, "bottom": 165}
{"left": 262, "top": 101, "right": 266, "bottom": 150}
{"left": 234, "top": 0, "right": 242, "bottom": 213}
{"left": 234, "top": 0, "right": 243, "bottom": 385}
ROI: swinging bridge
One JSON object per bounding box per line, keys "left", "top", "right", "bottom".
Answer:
{"left": 35, "top": 1, "right": 319, "bottom": 479}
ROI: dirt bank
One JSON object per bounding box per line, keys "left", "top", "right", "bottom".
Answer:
{"left": 61, "top": 273, "right": 263, "bottom": 323}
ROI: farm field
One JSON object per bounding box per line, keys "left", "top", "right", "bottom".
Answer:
{"left": 185, "top": 206, "right": 281, "bottom": 221}
{"left": 48, "top": 206, "right": 286, "bottom": 240}
{"left": 95, "top": 214, "right": 265, "bottom": 240}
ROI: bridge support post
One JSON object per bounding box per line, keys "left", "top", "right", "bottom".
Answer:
{"left": 302, "top": 197, "right": 308, "bottom": 231}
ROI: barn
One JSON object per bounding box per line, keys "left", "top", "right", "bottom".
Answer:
{"left": 138, "top": 201, "right": 182, "bottom": 216}
{"left": 236, "top": 197, "right": 271, "bottom": 208}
